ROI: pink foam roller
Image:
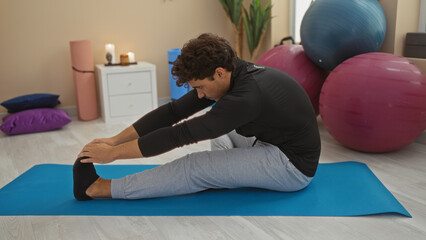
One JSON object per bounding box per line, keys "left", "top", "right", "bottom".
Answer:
{"left": 69, "top": 40, "right": 98, "bottom": 121}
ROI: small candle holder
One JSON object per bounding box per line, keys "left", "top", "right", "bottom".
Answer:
{"left": 120, "top": 54, "right": 130, "bottom": 66}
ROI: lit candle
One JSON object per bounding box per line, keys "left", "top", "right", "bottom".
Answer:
{"left": 105, "top": 43, "right": 115, "bottom": 63}
{"left": 127, "top": 52, "right": 135, "bottom": 63}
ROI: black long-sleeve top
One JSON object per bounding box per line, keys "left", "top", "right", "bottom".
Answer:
{"left": 133, "top": 59, "right": 321, "bottom": 177}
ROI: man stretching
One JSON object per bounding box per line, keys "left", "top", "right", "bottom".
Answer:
{"left": 73, "top": 33, "right": 321, "bottom": 201}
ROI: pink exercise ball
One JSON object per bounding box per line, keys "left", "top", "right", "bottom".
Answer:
{"left": 320, "top": 52, "right": 426, "bottom": 152}
{"left": 256, "top": 44, "right": 326, "bottom": 115}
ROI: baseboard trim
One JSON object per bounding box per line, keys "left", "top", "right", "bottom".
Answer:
{"left": 65, "top": 97, "right": 171, "bottom": 117}
{"left": 60, "top": 106, "right": 78, "bottom": 117}
{"left": 415, "top": 130, "right": 426, "bottom": 145}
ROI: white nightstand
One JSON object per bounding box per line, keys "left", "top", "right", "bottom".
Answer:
{"left": 96, "top": 62, "right": 158, "bottom": 123}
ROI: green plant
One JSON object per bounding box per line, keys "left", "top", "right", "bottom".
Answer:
{"left": 242, "top": 0, "right": 272, "bottom": 61}
{"left": 218, "top": 0, "right": 244, "bottom": 58}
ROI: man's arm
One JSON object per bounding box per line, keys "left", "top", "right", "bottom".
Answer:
{"left": 78, "top": 90, "right": 212, "bottom": 163}
{"left": 112, "top": 139, "right": 143, "bottom": 160}
{"left": 85, "top": 125, "right": 139, "bottom": 147}
{"left": 132, "top": 90, "right": 213, "bottom": 137}
{"left": 109, "top": 125, "right": 139, "bottom": 145}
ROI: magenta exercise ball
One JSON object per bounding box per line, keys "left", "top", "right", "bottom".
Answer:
{"left": 256, "top": 44, "right": 326, "bottom": 115}
{"left": 320, "top": 52, "right": 426, "bottom": 152}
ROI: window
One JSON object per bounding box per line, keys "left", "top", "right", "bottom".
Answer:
{"left": 420, "top": 0, "right": 426, "bottom": 32}
{"left": 290, "top": 0, "right": 314, "bottom": 43}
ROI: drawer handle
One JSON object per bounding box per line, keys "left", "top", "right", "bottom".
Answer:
{"left": 127, "top": 82, "right": 133, "bottom": 86}
{"left": 129, "top": 104, "right": 134, "bottom": 108}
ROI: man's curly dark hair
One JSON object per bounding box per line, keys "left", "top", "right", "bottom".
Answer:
{"left": 171, "top": 33, "right": 237, "bottom": 87}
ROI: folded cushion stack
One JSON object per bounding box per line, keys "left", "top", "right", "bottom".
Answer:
{"left": 0, "top": 93, "right": 71, "bottom": 135}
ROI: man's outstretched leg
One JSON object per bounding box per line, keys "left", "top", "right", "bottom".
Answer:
{"left": 110, "top": 141, "right": 311, "bottom": 200}
{"left": 73, "top": 156, "right": 111, "bottom": 200}
{"left": 74, "top": 141, "right": 311, "bottom": 201}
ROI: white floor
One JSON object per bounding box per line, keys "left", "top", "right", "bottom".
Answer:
{"left": 0, "top": 115, "right": 425, "bottom": 240}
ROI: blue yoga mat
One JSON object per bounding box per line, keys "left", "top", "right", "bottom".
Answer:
{"left": 0, "top": 162, "right": 410, "bottom": 217}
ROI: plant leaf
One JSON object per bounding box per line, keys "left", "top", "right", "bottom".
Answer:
{"left": 218, "top": 0, "right": 244, "bottom": 28}
{"left": 243, "top": 0, "right": 272, "bottom": 56}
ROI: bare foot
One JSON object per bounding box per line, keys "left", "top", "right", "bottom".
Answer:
{"left": 85, "top": 177, "right": 112, "bottom": 198}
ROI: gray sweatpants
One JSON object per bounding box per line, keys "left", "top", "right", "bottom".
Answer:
{"left": 111, "top": 130, "right": 312, "bottom": 199}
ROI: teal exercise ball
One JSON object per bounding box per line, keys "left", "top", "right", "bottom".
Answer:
{"left": 300, "top": 0, "right": 386, "bottom": 70}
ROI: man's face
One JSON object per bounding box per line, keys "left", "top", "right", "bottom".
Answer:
{"left": 188, "top": 69, "right": 230, "bottom": 102}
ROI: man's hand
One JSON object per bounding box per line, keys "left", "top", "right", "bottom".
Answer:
{"left": 78, "top": 142, "right": 117, "bottom": 164}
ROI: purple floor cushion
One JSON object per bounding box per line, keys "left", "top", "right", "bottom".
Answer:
{"left": 0, "top": 108, "right": 71, "bottom": 135}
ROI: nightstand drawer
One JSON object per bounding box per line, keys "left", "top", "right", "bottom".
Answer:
{"left": 109, "top": 93, "right": 153, "bottom": 117}
{"left": 96, "top": 62, "right": 157, "bottom": 123}
{"left": 107, "top": 71, "right": 152, "bottom": 95}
